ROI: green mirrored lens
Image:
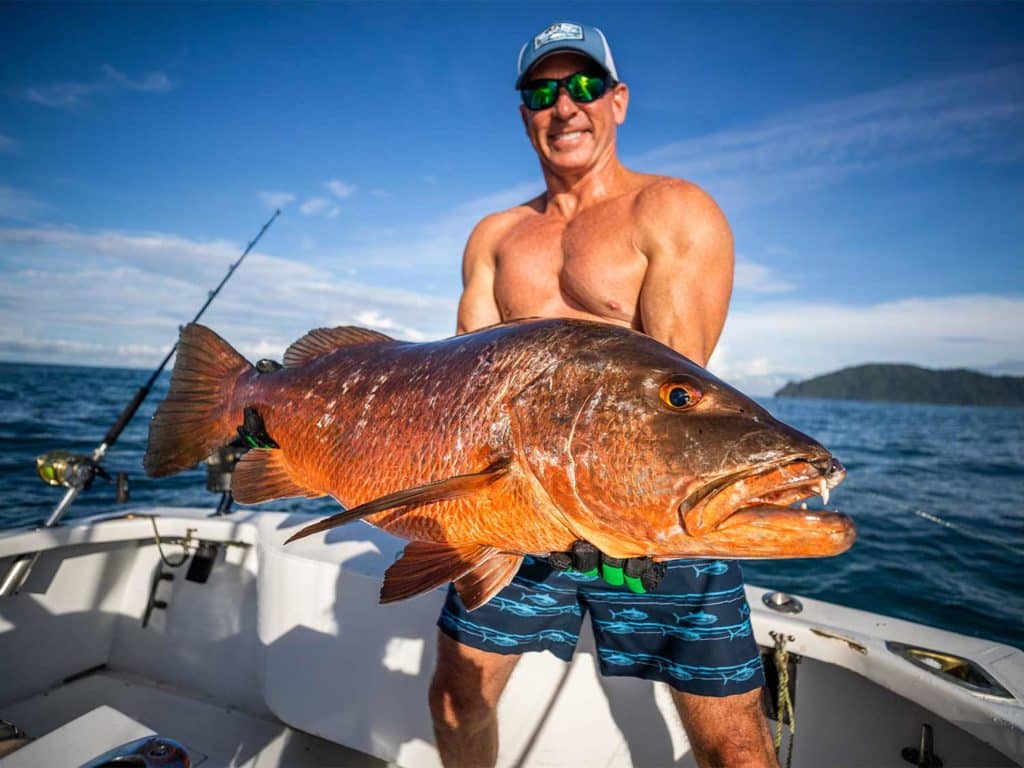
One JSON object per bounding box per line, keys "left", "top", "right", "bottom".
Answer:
{"left": 567, "top": 73, "right": 606, "bottom": 103}
{"left": 521, "top": 73, "right": 608, "bottom": 110}
{"left": 525, "top": 82, "right": 557, "bottom": 110}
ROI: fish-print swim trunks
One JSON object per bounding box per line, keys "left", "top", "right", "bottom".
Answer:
{"left": 438, "top": 556, "right": 764, "bottom": 697}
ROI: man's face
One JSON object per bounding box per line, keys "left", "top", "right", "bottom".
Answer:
{"left": 519, "top": 52, "right": 629, "bottom": 175}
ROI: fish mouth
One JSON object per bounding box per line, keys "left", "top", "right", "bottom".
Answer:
{"left": 678, "top": 455, "right": 849, "bottom": 540}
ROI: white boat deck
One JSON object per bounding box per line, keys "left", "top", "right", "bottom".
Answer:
{"left": 1, "top": 668, "right": 386, "bottom": 767}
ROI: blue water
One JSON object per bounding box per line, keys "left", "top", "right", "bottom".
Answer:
{"left": 1, "top": 361, "right": 1022, "bottom": 649}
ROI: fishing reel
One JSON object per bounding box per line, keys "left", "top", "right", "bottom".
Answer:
{"left": 36, "top": 450, "right": 109, "bottom": 490}
{"left": 36, "top": 450, "right": 130, "bottom": 501}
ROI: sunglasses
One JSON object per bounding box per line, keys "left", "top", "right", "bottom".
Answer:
{"left": 520, "top": 71, "right": 614, "bottom": 111}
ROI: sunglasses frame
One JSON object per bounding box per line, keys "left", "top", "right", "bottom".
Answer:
{"left": 519, "top": 71, "right": 615, "bottom": 111}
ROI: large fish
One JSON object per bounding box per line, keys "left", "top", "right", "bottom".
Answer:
{"left": 144, "top": 318, "right": 854, "bottom": 608}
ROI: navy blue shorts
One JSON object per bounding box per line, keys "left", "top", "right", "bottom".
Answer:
{"left": 438, "top": 556, "right": 764, "bottom": 697}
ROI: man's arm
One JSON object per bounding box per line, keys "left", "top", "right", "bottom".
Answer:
{"left": 456, "top": 215, "right": 507, "bottom": 335}
{"left": 633, "top": 179, "right": 734, "bottom": 367}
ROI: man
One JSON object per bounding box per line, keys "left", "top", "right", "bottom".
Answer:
{"left": 428, "top": 21, "right": 777, "bottom": 768}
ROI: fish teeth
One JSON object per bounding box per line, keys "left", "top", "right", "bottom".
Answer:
{"left": 819, "top": 478, "right": 830, "bottom": 506}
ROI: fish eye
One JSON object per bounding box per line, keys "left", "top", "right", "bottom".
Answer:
{"left": 659, "top": 380, "right": 701, "bottom": 410}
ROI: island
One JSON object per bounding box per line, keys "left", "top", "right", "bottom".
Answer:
{"left": 774, "top": 364, "right": 1024, "bottom": 407}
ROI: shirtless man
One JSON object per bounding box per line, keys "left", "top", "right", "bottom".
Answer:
{"left": 429, "top": 22, "right": 777, "bottom": 768}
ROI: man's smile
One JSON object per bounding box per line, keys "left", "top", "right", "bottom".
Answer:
{"left": 549, "top": 128, "right": 589, "bottom": 148}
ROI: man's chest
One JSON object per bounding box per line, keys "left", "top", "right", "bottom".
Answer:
{"left": 493, "top": 202, "right": 648, "bottom": 322}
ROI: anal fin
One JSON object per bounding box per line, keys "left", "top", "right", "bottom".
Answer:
{"left": 454, "top": 553, "right": 523, "bottom": 610}
{"left": 380, "top": 541, "right": 494, "bottom": 604}
{"left": 233, "top": 449, "right": 324, "bottom": 504}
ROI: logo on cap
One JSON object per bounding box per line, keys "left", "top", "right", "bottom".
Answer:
{"left": 533, "top": 22, "right": 583, "bottom": 51}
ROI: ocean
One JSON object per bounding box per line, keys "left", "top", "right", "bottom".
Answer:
{"left": 1, "top": 360, "right": 1022, "bottom": 650}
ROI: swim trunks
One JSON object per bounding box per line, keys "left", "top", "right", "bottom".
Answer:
{"left": 438, "top": 556, "right": 764, "bottom": 697}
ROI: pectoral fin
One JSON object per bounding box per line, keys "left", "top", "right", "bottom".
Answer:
{"left": 233, "top": 449, "right": 325, "bottom": 504}
{"left": 379, "top": 543, "right": 523, "bottom": 608}
{"left": 453, "top": 553, "right": 523, "bottom": 610}
{"left": 283, "top": 457, "right": 512, "bottom": 544}
{"left": 379, "top": 541, "right": 495, "bottom": 603}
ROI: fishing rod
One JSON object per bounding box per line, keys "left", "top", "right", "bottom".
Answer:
{"left": 0, "top": 209, "right": 281, "bottom": 597}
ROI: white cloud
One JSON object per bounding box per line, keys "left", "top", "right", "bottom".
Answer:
{"left": 631, "top": 65, "right": 1024, "bottom": 209}
{"left": 23, "top": 65, "right": 175, "bottom": 109}
{"left": 709, "top": 294, "right": 1024, "bottom": 395}
{"left": 0, "top": 133, "right": 16, "bottom": 152}
{"left": 299, "top": 197, "right": 328, "bottom": 215}
{"left": 734, "top": 259, "right": 795, "bottom": 294}
{"left": 0, "top": 186, "right": 46, "bottom": 221}
{"left": 0, "top": 225, "right": 455, "bottom": 368}
{"left": 352, "top": 310, "right": 427, "bottom": 341}
{"left": 0, "top": 227, "right": 243, "bottom": 282}
{"left": 343, "top": 180, "right": 541, "bottom": 271}
{"left": 260, "top": 190, "right": 295, "bottom": 209}
{"left": 300, "top": 197, "right": 340, "bottom": 217}
{"left": 325, "top": 180, "right": 356, "bottom": 199}
{"left": 102, "top": 65, "right": 173, "bottom": 94}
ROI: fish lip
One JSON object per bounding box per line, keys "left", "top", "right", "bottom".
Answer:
{"left": 677, "top": 454, "right": 843, "bottom": 533}
{"left": 712, "top": 507, "right": 858, "bottom": 557}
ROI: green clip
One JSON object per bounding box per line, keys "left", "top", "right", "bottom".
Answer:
{"left": 579, "top": 567, "right": 600, "bottom": 578}
{"left": 624, "top": 574, "right": 646, "bottom": 594}
{"left": 601, "top": 562, "right": 625, "bottom": 586}
{"left": 244, "top": 434, "right": 275, "bottom": 450}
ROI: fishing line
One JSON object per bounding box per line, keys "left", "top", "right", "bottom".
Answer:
{"left": 913, "top": 510, "right": 1024, "bottom": 557}
{"left": 848, "top": 488, "right": 1023, "bottom": 557}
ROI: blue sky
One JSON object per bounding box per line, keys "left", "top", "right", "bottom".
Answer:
{"left": 1, "top": 2, "right": 1022, "bottom": 394}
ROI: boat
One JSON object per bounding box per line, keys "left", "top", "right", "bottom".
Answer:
{"left": 1, "top": 504, "right": 1021, "bottom": 767}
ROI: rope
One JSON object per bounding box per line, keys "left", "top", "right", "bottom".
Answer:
{"left": 148, "top": 516, "right": 192, "bottom": 568}
{"left": 770, "top": 631, "right": 796, "bottom": 768}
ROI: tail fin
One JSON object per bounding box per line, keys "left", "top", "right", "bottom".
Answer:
{"left": 144, "top": 324, "right": 253, "bottom": 478}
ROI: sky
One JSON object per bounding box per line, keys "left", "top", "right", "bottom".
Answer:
{"left": 1, "top": 2, "right": 1022, "bottom": 395}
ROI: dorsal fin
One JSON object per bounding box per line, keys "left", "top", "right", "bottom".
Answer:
{"left": 283, "top": 326, "right": 394, "bottom": 367}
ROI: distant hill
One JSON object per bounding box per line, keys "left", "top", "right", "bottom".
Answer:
{"left": 774, "top": 364, "right": 1024, "bottom": 407}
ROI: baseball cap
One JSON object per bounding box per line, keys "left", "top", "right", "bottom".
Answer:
{"left": 515, "top": 21, "right": 619, "bottom": 89}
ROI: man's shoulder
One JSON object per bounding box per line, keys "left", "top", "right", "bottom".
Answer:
{"left": 629, "top": 175, "right": 731, "bottom": 260}
{"left": 632, "top": 175, "right": 728, "bottom": 238}
{"left": 465, "top": 194, "right": 544, "bottom": 252}
{"left": 633, "top": 175, "right": 720, "bottom": 217}
{"left": 473, "top": 201, "right": 536, "bottom": 231}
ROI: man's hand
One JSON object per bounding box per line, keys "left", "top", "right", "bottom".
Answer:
{"left": 548, "top": 541, "right": 666, "bottom": 593}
